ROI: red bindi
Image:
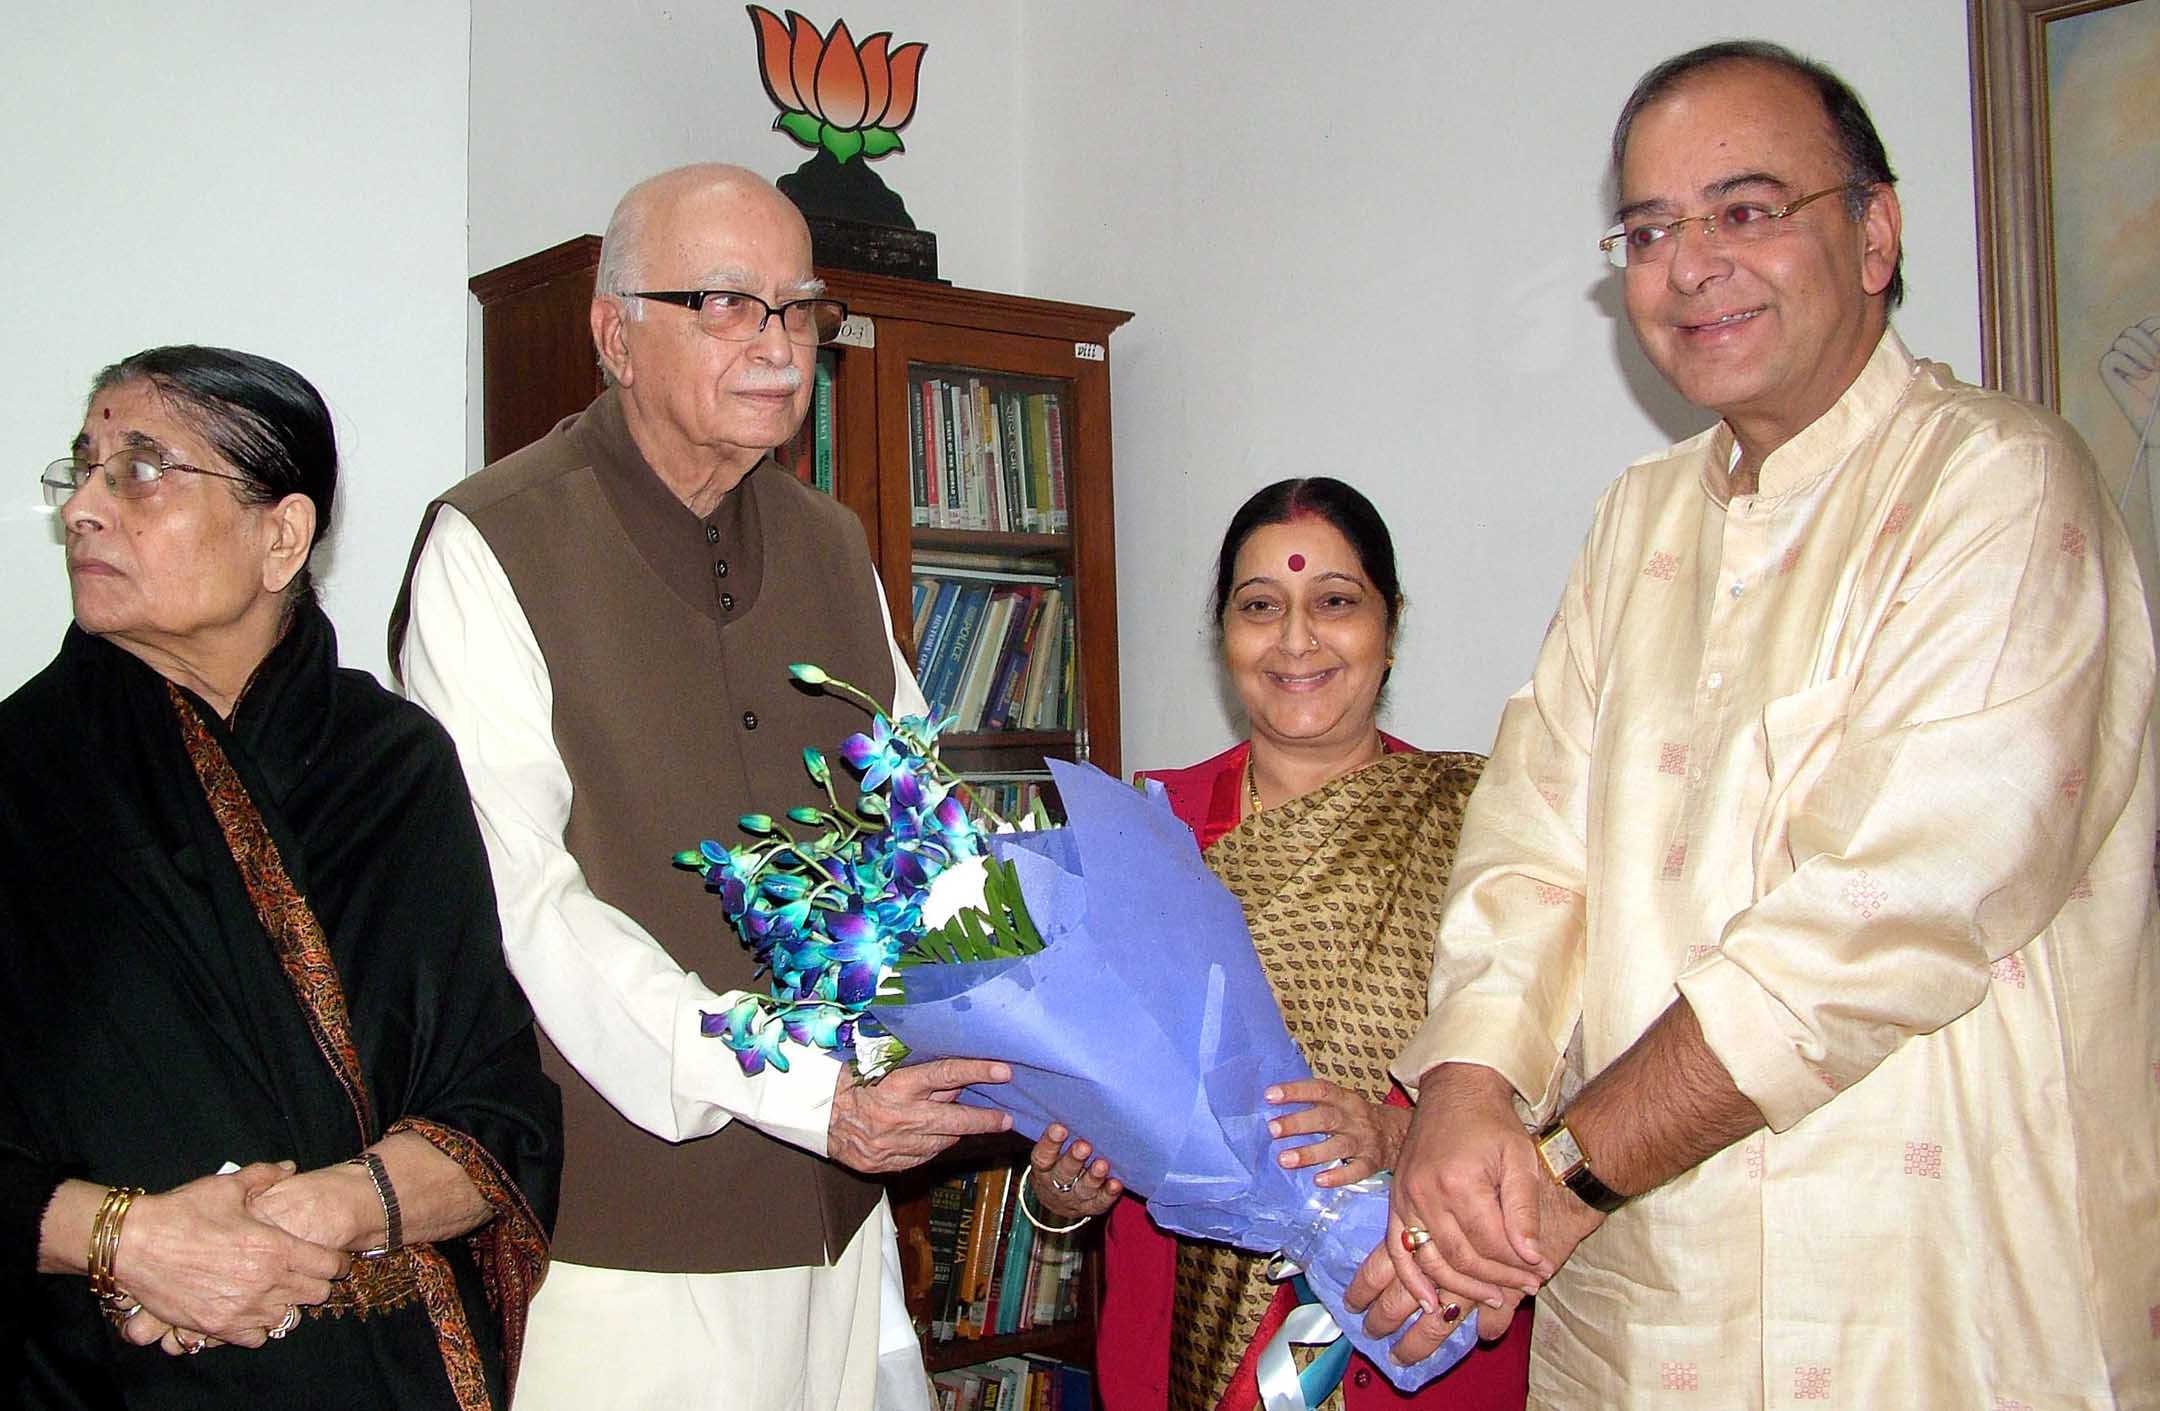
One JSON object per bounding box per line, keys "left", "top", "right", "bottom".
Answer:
{"left": 102, "top": 408, "right": 112, "bottom": 419}
{"left": 1287, "top": 554, "right": 1306, "bottom": 572}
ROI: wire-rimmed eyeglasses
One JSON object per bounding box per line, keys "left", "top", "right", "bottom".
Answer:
{"left": 1598, "top": 183, "right": 1869, "bottom": 269}
{"left": 41, "top": 452, "right": 252, "bottom": 508}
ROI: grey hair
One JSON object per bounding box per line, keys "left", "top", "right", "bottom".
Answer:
{"left": 595, "top": 185, "right": 648, "bottom": 322}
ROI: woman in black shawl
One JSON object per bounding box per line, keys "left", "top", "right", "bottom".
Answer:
{"left": 1, "top": 346, "right": 559, "bottom": 1409}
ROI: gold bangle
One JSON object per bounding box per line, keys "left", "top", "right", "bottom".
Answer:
{"left": 87, "top": 1185, "right": 145, "bottom": 1303}
{"left": 1016, "top": 1174, "right": 1091, "bottom": 1235}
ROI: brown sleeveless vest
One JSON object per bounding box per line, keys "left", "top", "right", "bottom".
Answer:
{"left": 391, "top": 390, "right": 893, "bottom": 1272}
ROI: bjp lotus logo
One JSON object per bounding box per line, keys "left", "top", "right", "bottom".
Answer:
{"left": 749, "top": 7, "right": 927, "bottom": 165}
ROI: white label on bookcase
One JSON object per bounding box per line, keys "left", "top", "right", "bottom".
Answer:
{"left": 1074, "top": 341, "right": 1105, "bottom": 362}
{"left": 834, "top": 315, "right": 875, "bottom": 349}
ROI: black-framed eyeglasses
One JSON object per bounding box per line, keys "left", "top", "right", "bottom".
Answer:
{"left": 1598, "top": 183, "right": 1869, "bottom": 269}
{"left": 627, "top": 289, "right": 848, "bottom": 346}
{"left": 41, "top": 452, "right": 252, "bottom": 508}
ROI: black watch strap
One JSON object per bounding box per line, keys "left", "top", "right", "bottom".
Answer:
{"left": 1535, "top": 1117, "right": 1629, "bottom": 1214}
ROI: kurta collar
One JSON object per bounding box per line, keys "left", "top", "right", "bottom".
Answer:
{"left": 1702, "top": 328, "right": 1919, "bottom": 504}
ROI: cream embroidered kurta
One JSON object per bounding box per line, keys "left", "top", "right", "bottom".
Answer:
{"left": 1396, "top": 332, "right": 2160, "bottom": 1409}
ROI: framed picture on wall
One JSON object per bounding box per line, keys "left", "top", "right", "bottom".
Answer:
{"left": 1969, "top": 0, "right": 2160, "bottom": 557}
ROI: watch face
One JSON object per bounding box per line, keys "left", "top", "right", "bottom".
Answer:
{"left": 1540, "top": 1124, "right": 1587, "bottom": 1181}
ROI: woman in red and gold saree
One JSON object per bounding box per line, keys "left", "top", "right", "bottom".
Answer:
{"left": 1029, "top": 479, "right": 1531, "bottom": 1411}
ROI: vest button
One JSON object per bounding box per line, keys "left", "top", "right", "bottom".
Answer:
{"left": 705, "top": 524, "right": 720, "bottom": 544}
{"left": 742, "top": 710, "right": 758, "bottom": 730}
{"left": 715, "top": 558, "right": 729, "bottom": 578}
{"left": 1353, "top": 1368, "right": 1372, "bottom": 1388}
{"left": 720, "top": 592, "right": 735, "bottom": 611}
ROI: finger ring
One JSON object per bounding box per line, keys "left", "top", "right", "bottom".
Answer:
{"left": 1400, "top": 1225, "right": 1433, "bottom": 1252}
{"left": 1049, "top": 1173, "right": 1080, "bottom": 1193}
{"left": 178, "top": 1332, "right": 207, "bottom": 1355}
{"left": 102, "top": 1298, "right": 143, "bottom": 1330}
{"left": 1440, "top": 1301, "right": 1464, "bottom": 1324}
{"left": 267, "top": 1305, "right": 300, "bottom": 1339}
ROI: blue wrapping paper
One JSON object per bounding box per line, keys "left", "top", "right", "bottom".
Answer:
{"left": 875, "top": 760, "right": 1478, "bottom": 1389}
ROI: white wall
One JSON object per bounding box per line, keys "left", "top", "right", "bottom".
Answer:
{"left": 466, "top": 0, "right": 1028, "bottom": 468}
{"left": 1017, "top": 4, "right": 1984, "bottom": 773}
{"left": 1, "top": 2, "right": 470, "bottom": 694}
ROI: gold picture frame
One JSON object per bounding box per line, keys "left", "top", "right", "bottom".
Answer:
{"left": 1968, "top": 0, "right": 2158, "bottom": 406}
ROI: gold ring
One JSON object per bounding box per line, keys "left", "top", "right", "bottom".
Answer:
{"left": 178, "top": 1332, "right": 208, "bottom": 1355}
{"left": 267, "top": 1305, "right": 300, "bottom": 1340}
{"left": 1440, "top": 1301, "right": 1464, "bottom": 1324}
{"left": 1400, "top": 1225, "right": 1433, "bottom": 1252}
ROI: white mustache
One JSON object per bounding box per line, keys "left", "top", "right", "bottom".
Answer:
{"left": 737, "top": 368, "right": 805, "bottom": 393}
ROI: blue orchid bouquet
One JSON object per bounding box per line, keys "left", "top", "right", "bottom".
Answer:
{"left": 678, "top": 668, "right": 1480, "bottom": 1393}
{"left": 675, "top": 664, "right": 1043, "bottom": 1078}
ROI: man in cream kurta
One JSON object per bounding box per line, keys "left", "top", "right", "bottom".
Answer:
{"left": 1353, "top": 42, "right": 2160, "bottom": 1409}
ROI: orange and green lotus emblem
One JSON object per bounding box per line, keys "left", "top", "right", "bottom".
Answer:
{"left": 749, "top": 7, "right": 927, "bottom": 165}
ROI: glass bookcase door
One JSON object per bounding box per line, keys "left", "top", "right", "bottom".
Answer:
{"left": 902, "top": 360, "right": 1082, "bottom": 820}
{"left": 862, "top": 313, "right": 1120, "bottom": 815}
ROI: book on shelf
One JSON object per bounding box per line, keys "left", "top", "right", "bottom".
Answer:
{"left": 776, "top": 352, "right": 836, "bottom": 493}
{"left": 910, "top": 372, "right": 1072, "bottom": 535}
{"left": 910, "top": 377, "right": 929, "bottom": 526}
{"left": 1043, "top": 397, "right": 1068, "bottom": 533}
{"left": 813, "top": 358, "right": 834, "bottom": 492}
{"left": 923, "top": 1171, "right": 975, "bottom": 1343}
{"left": 931, "top": 1356, "right": 1092, "bottom": 1411}
{"left": 1023, "top": 396, "right": 1052, "bottom": 535}
{"left": 911, "top": 569, "right": 1074, "bottom": 733}
{"left": 919, "top": 1160, "right": 1091, "bottom": 1348}
{"left": 976, "top": 1166, "right": 1023, "bottom": 1338}
{"left": 925, "top": 582, "right": 992, "bottom": 720}
{"left": 960, "top": 775, "right": 1053, "bottom": 824}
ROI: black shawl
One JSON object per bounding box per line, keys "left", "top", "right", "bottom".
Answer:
{"left": 0, "top": 607, "right": 559, "bottom": 1409}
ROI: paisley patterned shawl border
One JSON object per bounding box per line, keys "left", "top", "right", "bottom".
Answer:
{"left": 168, "top": 682, "right": 549, "bottom": 1411}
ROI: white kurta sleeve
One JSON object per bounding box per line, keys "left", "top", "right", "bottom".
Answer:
{"left": 399, "top": 506, "right": 931, "bottom": 1154}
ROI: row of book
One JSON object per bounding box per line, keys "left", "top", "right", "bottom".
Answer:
{"left": 960, "top": 777, "right": 1053, "bottom": 825}
{"left": 921, "top": 1161, "right": 1087, "bottom": 1345}
{"left": 775, "top": 355, "right": 836, "bottom": 494}
{"left": 912, "top": 570, "right": 1074, "bottom": 733}
{"left": 932, "top": 1356, "right": 1092, "bottom": 1411}
{"left": 910, "top": 373, "right": 1070, "bottom": 534}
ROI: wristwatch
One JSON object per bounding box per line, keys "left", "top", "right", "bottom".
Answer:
{"left": 1534, "top": 1117, "right": 1628, "bottom": 1213}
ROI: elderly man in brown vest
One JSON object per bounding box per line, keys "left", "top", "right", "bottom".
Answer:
{"left": 391, "top": 164, "right": 1010, "bottom": 1409}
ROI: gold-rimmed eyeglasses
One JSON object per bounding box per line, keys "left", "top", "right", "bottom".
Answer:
{"left": 41, "top": 452, "right": 253, "bottom": 508}
{"left": 628, "top": 289, "right": 848, "bottom": 346}
{"left": 1599, "top": 183, "right": 1868, "bottom": 269}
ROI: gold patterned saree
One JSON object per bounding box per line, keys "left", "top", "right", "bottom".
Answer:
{"left": 1165, "top": 749, "right": 1484, "bottom": 1411}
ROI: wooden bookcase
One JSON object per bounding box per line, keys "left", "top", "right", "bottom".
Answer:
{"left": 471, "top": 238, "right": 1130, "bottom": 1379}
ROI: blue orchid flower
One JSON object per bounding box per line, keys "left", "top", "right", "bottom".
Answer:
{"left": 839, "top": 715, "right": 910, "bottom": 792}
{"left": 703, "top": 997, "right": 791, "bottom": 1074}
{"left": 781, "top": 1002, "right": 853, "bottom": 1049}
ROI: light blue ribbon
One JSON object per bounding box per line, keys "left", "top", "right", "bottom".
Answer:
{"left": 1254, "top": 1272, "right": 1354, "bottom": 1411}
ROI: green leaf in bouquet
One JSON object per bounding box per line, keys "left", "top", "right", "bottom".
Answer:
{"left": 904, "top": 856, "right": 1045, "bottom": 967}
